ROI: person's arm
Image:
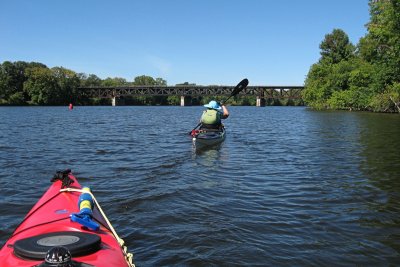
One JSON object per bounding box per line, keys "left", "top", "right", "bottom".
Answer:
{"left": 221, "top": 105, "right": 229, "bottom": 119}
{"left": 199, "top": 110, "right": 205, "bottom": 122}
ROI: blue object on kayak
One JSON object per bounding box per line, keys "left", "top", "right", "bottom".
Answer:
{"left": 70, "top": 187, "right": 99, "bottom": 231}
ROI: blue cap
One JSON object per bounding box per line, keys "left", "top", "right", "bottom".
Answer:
{"left": 203, "top": 100, "right": 222, "bottom": 112}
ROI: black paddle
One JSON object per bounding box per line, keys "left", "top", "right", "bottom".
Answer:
{"left": 188, "top": 78, "right": 249, "bottom": 134}
{"left": 220, "top": 78, "right": 249, "bottom": 105}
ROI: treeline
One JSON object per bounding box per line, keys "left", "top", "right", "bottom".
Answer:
{"left": 0, "top": 61, "right": 174, "bottom": 106}
{"left": 303, "top": 0, "right": 400, "bottom": 113}
{"left": 0, "top": 62, "right": 80, "bottom": 106}
{"left": 0, "top": 61, "right": 302, "bottom": 106}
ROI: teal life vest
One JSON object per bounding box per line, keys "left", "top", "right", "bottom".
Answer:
{"left": 201, "top": 109, "right": 221, "bottom": 125}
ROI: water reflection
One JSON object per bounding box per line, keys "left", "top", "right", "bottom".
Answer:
{"left": 357, "top": 113, "right": 400, "bottom": 254}
{"left": 358, "top": 113, "right": 400, "bottom": 191}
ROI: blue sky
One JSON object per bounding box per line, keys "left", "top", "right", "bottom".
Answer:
{"left": 0, "top": 0, "right": 370, "bottom": 86}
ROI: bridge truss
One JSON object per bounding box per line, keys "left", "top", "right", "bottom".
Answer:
{"left": 79, "top": 85, "right": 304, "bottom": 99}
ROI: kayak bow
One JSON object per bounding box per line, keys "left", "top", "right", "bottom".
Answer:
{"left": 0, "top": 169, "right": 134, "bottom": 267}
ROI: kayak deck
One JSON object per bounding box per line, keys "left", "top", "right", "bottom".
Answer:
{"left": 192, "top": 127, "right": 226, "bottom": 148}
{"left": 0, "top": 170, "right": 134, "bottom": 267}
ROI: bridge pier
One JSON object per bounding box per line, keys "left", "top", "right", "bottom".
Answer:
{"left": 112, "top": 97, "right": 125, "bottom": 106}
{"left": 256, "top": 96, "right": 266, "bottom": 107}
{"left": 180, "top": 96, "right": 185, "bottom": 106}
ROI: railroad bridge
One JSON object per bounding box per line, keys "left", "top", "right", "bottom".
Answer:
{"left": 79, "top": 85, "right": 304, "bottom": 106}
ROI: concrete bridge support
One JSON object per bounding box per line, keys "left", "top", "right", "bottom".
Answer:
{"left": 256, "top": 96, "right": 266, "bottom": 107}
{"left": 112, "top": 97, "right": 125, "bottom": 106}
{"left": 256, "top": 96, "right": 261, "bottom": 107}
{"left": 180, "top": 96, "right": 185, "bottom": 106}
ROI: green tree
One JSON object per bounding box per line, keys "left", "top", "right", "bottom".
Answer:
{"left": 133, "top": 75, "right": 167, "bottom": 85}
{"left": 0, "top": 61, "right": 24, "bottom": 102}
{"left": 155, "top": 77, "right": 167, "bottom": 86}
{"left": 361, "top": 0, "right": 400, "bottom": 65}
{"left": 319, "top": 29, "right": 355, "bottom": 64}
{"left": 79, "top": 73, "right": 102, "bottom": 87}
{"left": 167, "top": 95, "right": 180, "bottom": 105}
{"left": 303, "top": 29, "right": 356, "bottom": 109}
{"left": 303, "top": 62, "right": 333, "bottom": 109}
{"left": 102, "top": 77, "right": 128, "bottom": 86}
{"left": 0, "top": 61, "right": 46, "bottom": 104}
{"left": 360, "top": 0, "right": 400, "bottom": 111}
{"left": 52, "top": 67, "right": 80, "bottom": 104}
{"left": 8, "top": 92, "right": 26, "bottom": 105}
{"left": 24, "top": 67, "right": 60, "bottom": 105}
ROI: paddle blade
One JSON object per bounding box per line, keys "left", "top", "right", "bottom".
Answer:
{"left": 231, "top": 78, "right": 249, "bottom": 97}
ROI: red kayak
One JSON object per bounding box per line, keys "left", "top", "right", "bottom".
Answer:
{"left": 0, "top": 169, "right": 134, "bottom": 267}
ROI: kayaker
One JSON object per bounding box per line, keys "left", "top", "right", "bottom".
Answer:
{"left": 199, "top": 100, "right": 229, "bottom": 130}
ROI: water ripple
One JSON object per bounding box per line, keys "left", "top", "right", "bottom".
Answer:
{"left": 1, "top": 106, "right": 400, "bottom": 266}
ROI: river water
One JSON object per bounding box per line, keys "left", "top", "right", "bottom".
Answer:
{"left": 0, "top": 106, "right": 400, "bottom": 266}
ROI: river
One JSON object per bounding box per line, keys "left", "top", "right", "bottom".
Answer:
{"left": 0, "top": 106, "right": 399, "bottom": 266}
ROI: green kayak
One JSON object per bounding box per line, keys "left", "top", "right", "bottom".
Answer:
{"left": 191, "top": 127, "right": 226, "bottom": 148}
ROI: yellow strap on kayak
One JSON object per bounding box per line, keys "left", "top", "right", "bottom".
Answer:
{"left": 61, "top": 188, "right": 135, "bottom": 267}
